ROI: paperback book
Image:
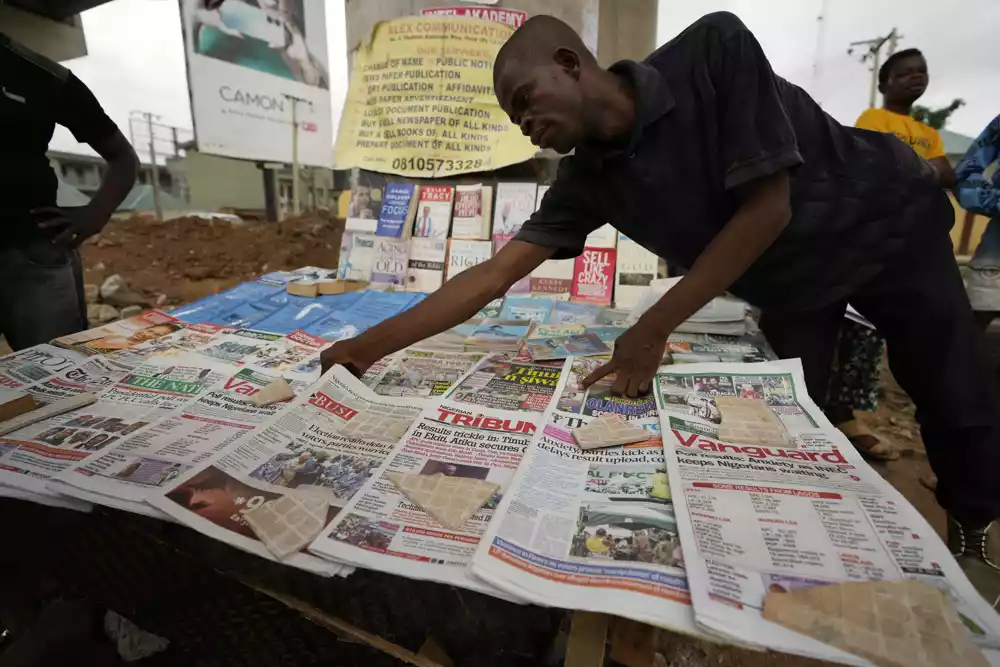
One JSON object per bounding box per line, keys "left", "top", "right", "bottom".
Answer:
{"left": 376, "top": 183, "right": 419, "bottom": 238}
{"left": 451, "top": 184, "right": 493, "bottom": 240}
{"left": 412, "top": 185, "right": 454, "bottom": 238}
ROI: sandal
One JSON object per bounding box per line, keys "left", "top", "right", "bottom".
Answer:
{"left": 837, "top": 419, "right": 900, "bottom": 461}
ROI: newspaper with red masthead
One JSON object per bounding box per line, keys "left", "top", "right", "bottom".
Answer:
{"left": 147, "top": 365, "right": 426, "bottom": 576}
{"left": 306, "top": 393, "right": 554, "bottom": 598}
{"left": 47, "top": 357, "right": 310, "bottom": 518}
{"left": 652, "top": 359, "right": 1000, "bottom": 666}
{"left": 471, "top": 355, "right": 701, "bottom": 635}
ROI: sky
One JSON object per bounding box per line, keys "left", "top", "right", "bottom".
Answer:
{"left": 50, "top": 0, "right": 998, "bottom": 159}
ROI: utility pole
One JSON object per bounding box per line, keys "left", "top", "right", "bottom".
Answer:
{"left": 131, "top": 110, "right": 163, "bottom": 221}
{"left": 848, "top": 28, "right": 901, "bottom": 109}
{"left": 283, "top": 93, "right": 309, "bottom": 217}
{"left": 810, "top": 0, "right": 829, "bottom": 98}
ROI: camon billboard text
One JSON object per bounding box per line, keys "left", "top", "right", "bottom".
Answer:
{"left": 180, "top": 0, "right": 332, "bottom": 166}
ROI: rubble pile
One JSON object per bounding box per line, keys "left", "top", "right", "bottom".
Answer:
{"left": 80, "top": 213, "right": 345, "bottom": 310}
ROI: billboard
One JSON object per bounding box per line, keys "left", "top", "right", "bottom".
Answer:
{"left": 180, "top": 0, "right": 332, "bottom": 167}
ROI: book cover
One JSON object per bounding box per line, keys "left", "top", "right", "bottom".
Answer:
{"left": 477, "top": 298, "right": 504, "bottom": 319}
{"left": 405, "top": 237, "right": 448, "bottom": 292}
{"left": 370, "top": 237, "right": 410, "bottom": 288}
{"left": 530, "top": 258, "right": 574, "bottom": 299}
{"left": 376, "top": 183, "right": 419, "bottom": 238}
{"left": 614, "top": 233, "right": 659, "bottom": 309}
{"left": 465, "top": 319, "right": 532, "bottom": 346}
{"left": 587, "top": 326, "right": 628, "bottom": 344}
{"left": 492, "top": 234, "right": 532, "bottom": 294}
{"left": 492, "top": 182, "right": 537, "bottom": 236}
{"left": 531, "top": 323, "right": 584, "bottom": 338}
{"left": 571, "top": 247, "right": 616, "bottom": 305}
{"left": 337, "top": 231, "right": 354, "bottom": 280}
{"left": 445, "top": 239, "right": 492, "bottom": 281}
{"left": 412, "top": 185, "right": 454, "bottom": 238}
{"left": 499, "top": 297, "right": 553, "bottom": 322}
{"left": 526, "top": 332, "right": 610, "bottom": 361}
{"left": 344, "top": 234, "right": 376, "bottom": 282}
{"left": 451, "top": 184, "right": 492, "bottom": 240}
{"left": 549, "top": 301, "right": 603, "bottom": 325}
{"left": 345, "top": 171, "right": 386, "bottom": 233}
{"left": 585, "top": 224, "right": 618, "bottom": 249}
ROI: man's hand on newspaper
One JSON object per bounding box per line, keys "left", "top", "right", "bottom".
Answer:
{"left": 580, "top": 322, "right": 665, "bottom": 397}
{"left": 320, "top": 339, "right": 375, "bottom": 377}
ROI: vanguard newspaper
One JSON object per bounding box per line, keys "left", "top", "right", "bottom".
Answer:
{"left": 653, "top": 359, "right": 1000, "bottom": 665}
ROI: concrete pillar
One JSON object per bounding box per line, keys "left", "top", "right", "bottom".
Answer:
{"left": 597, "top": 0, "right": 658, "bottom": 67}
{"left": 0, "top": 6, "right": 87, "bottom": 62}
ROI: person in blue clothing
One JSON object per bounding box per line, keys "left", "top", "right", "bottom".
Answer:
{"left": 955, "top": 114, "right": 1000, "bottom": 327}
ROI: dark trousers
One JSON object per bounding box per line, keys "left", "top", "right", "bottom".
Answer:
{"left": 759, "top": 229, "right": 1000, "bottom": 526}
{"left": 0, "top": 241, "right": 88, "bottom": 351}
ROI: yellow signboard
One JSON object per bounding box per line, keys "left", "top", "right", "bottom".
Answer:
{"left": 333, "top": 16, "right": 536, "bottom": 178}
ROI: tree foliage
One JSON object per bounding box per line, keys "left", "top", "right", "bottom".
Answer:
{"left": 911, "top": 99, "right": 966, "bottom": 130}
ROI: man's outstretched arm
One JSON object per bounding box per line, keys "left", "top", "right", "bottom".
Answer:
{"left": 321, "top": 240, "right": 553, "bottom": 374}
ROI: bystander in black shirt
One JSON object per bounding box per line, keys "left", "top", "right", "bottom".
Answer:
{"left": 0, "top": 33, "right": 119, "bottom": 244}
{"left": 515, "top": 12, "right": 948, "bottom": 312}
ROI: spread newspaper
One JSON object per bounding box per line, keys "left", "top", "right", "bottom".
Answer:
{"left": 22, "top": 353, "right": 144, "bottom": 407}
{"left": 0, "top": 354, "right": 225, "bottom": 505}
{"left": 362, "top": 349, "right": 486, "bottom": 397}
{"left": 307, "top": 394, "right": 551, "bottom": 598}
{"left": 190, "top": 328, "right": 329, "bottom": 382}
{"left": 653, "top": 359, "right": 1000, "bottom": 665}
{"left": 48, "top": 360, "right": 305, "bottom": 517}
{"left": 52, "top": 311, "right": 184, "bottom": 355}
{"left": 442, "top": 355, "right": 566, "bottom": 413}
{"left": 0, "top": 344, "right": 87, "bottom": 390}
{"left": 126, "top": 323, "right": 232, "bottom": 360}
{"left": 471, "top": 355, "right": 700, "bottom": 634}
{"left": 147, "top": 366, "right": 425, "bottom": 576}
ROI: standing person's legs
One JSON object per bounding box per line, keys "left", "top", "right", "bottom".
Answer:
{"left": 852, "top": 230, "right": 1000, "bottom": 604}
{"left": 826, "top": 322, "right": 884, "bottom": 425}
{"left": 0, "top": 242, "right": 87, "bottom": 351}
{"left": 758, "top": 301, "right": 846, "bottom": 405}
{"left": 826, "top": 323, "right": 897, "bottom": 460}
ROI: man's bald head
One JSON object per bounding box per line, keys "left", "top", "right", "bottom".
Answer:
{"left": 494, "top": 16, "right": 595, "bottom": 88}
{"left": 493, "top": 16, "right": 601, "bottom": 153}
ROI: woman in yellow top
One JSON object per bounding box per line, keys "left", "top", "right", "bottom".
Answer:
{"left": 827, "top": 49, "right": 955, "bottom": 460}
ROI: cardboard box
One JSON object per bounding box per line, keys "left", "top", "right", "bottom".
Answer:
{"left": 0, "top": 388, "right": 36, "bottom": 424}
{"left": 286, "top": 281, "right": 319, "bottom": 297}
{"left": 316, "top": 279, "right": 345, "bottom": 295}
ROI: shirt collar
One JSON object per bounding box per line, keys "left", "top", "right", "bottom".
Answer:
{"left": 578, "top": 59, "right": 675, "bottom": 163}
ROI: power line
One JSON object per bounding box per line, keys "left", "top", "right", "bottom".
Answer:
{"left": 847, "top": 28, "right": 902, "bottom": 109}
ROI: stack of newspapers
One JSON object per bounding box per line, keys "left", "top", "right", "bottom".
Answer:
{"left": 629, "top": 277, "right": 751, "bottom": 336}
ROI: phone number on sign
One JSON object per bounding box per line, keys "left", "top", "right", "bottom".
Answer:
{"left": 391, "top": 157, "right": 484, "bottom": 172}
